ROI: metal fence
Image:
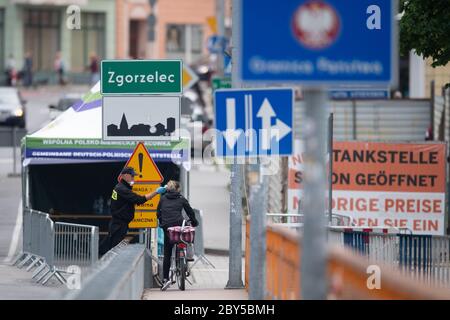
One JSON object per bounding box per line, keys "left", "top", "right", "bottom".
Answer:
{"left": 63, "top": 243, "right": 147, "bottom": 300}
{"left": 294, "top": 99, "right": 431, "bottom": 141}
{"left": 248, "top": 218, "right": 450, "bottom": 299}
{"left": 0, "top": 127, "right": 27, "bottom": 177}
{"left": 329, "top": 228, "right": 450, "bottom": 288}
{"left": 54, "top": 222, "right": 99, "bottom": 268}
{"left": 266, "top": 212, "right": 354, "bottom": 229}
{"left": 14, "top": 208, "right": 99, "bottom": 285}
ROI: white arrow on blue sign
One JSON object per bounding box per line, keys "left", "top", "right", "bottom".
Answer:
{"left": 224, "top": 55, "right": 232, "bottom": 77}
{"left": 207, "top": 35, "right": 228, "bottom": 54}
{"left": 214, "top": 88, "right": 294, "bottom": 157}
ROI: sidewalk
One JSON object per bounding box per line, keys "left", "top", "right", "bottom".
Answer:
{"left": 142, "top": 254, "right": 247, "bottom": 300}
{"left": 189, "top": 164, "right": 246, "bottom": 254}
{"left": 0, "top": 262, "right": 65, "bottom": 299}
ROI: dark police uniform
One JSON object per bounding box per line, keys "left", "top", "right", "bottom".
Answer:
{"left": 99, "top": 178, "right": 147, "bottom": 255}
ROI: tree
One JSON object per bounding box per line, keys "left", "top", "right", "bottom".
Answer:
{"left": 400, "top": 0, "right": 450, "bottom": 68}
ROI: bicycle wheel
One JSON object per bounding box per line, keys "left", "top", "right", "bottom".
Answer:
{"left": 177, "top": 254, "right": 186, "bottom": 291}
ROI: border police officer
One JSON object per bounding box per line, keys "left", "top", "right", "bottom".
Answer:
{"left": 99, "top": 166, "right": 166, "bottom": 255}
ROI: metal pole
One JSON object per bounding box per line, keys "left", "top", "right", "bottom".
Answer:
{"left": 226, "top": 0, "right": 244, "bottom": 289}
{"left": 328, "top": 113, "right": 333, "bottom": 224}
{"left": 216, "top": 0, "right": 225, "bottom": 77}
{"left": 12, "top": 127, "right": 17, "bottom": 175}
{"left": 249, "top": 161, "right": 267, "bottom": 299}
{"left": 352, "top": 99, "right": 357, "bottom": 140}
{"left": 301, "top": 88, "right": 328, "bottom": 300}
{"left": 430, "top": 80, "right": 435, "bottom": 140}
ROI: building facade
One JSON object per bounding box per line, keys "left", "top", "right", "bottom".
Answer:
{"left": 403, "top": 51, "right": 450, "bottom": 98}
{"left": 116, "top": 0, "right": 222, "bottom": 64}
{"left": 0, "top": 0, "right": 233, "bottom": 84}
{"left": 0, "top": 0, "right": 115, "bottom": 83}
{"left": 115, "top": 0, "right": 150, "bottom": 59}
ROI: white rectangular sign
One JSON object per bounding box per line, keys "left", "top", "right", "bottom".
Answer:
{"left": 102, "top": 96, "right": 180, "bottom": 141}
{"left": 288, "top": 140, "right": 446, "bottom": 235}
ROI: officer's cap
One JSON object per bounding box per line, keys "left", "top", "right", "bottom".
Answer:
{"left": 121, "top": 166, "right": 137, "bottom": 176}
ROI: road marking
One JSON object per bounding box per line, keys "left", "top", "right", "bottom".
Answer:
{"left": 3, "top": 200, "right": 22, "bottom": 263}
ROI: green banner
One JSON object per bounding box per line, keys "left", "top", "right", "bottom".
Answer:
{"left": 101, "top": 60, "right": 182, "bottom": 94}
{"left": 25, "top": 137, "right": 190, "bottom": 150}
{"left": 212, "top": 77, "right": 232, "bottom": 91}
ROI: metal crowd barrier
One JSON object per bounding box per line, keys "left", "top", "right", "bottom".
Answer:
{"left": 329, "top": 228, "right": 450, "bottom": 288}
{"left": 54, "top": 222, "right": 99, "bottom": 269}
{"left": 63, "top": 243, "right": 147, "bottom": 300}
{"left": 266, "top": 212, "right": 355, "bottom": 229}
{"left": 13, "top": 208, "right": 99, "bottom": 286}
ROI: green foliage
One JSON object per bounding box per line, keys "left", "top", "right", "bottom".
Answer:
{"left": 400, "top": 0, "right": 450, "bottom": 67}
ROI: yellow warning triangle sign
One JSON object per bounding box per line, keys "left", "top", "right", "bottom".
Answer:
{"left": 123, "top": 142, "right": 163, "bottom": 183}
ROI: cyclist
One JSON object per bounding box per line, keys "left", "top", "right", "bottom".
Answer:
{"left": 157, "top": 180, "right": 198, "bottom": 291}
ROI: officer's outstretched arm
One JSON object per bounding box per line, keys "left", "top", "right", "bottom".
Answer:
{"left": 145, "top": 191, "right": 158, "bottom": 200}
{"left": 118, "top": 187, "right": 147, "bottom": 205}
{"left": 145, "top": 186, "right": 167, "bottom": 200}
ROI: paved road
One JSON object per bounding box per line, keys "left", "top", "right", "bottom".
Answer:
{"left": 142, "top": 255, "right": 247, "bottom": 300}
{"left": 0, "top": 84, "right": 248, "bottom": 298}
{"left": 189, "top": 164, "right": 246, "bottom": 254}
{"left": 0, "top": 85, "right": 89, "bottom": 259}
{"left": 0, "top": 85, "right": 88, "bottom": 299}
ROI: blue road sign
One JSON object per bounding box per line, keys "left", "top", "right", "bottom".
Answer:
{"left": 214, "top": 88, "right": 293, "bottom": 157}
{"left": 224, "top": 55, "right": 232, "bottom": 77}
{"left": 207, "top": 35, "right": 228, "bottom": 54}
{"left": 239, "top": 0, "right": 397, "bottom": 86}
{"left": 329, "top": 88, "right": 390, "bottom": 99}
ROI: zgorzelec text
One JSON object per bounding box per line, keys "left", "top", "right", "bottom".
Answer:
{"left": 106, "top": 71, "right": 176, "bottom": 87}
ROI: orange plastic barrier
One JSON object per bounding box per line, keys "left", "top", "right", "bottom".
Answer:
{"left": 245, "top": 219, "right": 450, "bottom": 300}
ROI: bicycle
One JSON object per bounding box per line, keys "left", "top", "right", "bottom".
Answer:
{"left": 162, "top": 220, "right": 195, "bottom": 291}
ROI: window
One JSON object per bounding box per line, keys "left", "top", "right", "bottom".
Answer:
{"left": 71, "top": 12, "right": 105, "bottom": 72}
{"left": 166, "top": 24, "right": 185, "bottom": 53}
{"left": 166, "top": 24, "right": 203, "bottom": 63}
{"left": 24, "top": 9, "right": 61, "bottom": 71}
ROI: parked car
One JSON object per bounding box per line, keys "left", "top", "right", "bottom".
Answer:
{"left": 49, "top": 93, "right": 83, "bottom": 120}
{"left": 0, "top": 87, "right": 26, "bottom": 128}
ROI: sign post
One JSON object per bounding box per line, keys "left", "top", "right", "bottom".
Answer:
{"left": 101, "top": 59, "right": 183, "bottom": 289}
{"left": 123, "top": 142, "right": 164, "bottom": 229}
{"left": 225, "top": 0, "right": 245, "bottom": 291}
{"left": 301, "top": 89, "right": 328, "bottom": 299}
{"left": 239, "top": 0, "right": 398, "bottom": 299}
{"left": 101, "top": 60, "right": 182, "bottom": 95}
{"left": 214, "top": 88, "right": 293, "bottom": 157}
{"left": 102, "top": 96, "right": 180, "bottom": 141}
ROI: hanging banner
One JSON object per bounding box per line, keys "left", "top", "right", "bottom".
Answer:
{"left": 331, "top": 141, "right": 446, "bottom": 235}
{"left": 288, "top": 140, "right": 304, "bottom": 213}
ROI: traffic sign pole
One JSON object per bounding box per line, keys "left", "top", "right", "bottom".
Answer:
{"left": 216, "top": 0, "right": 225, "bottom": 77}
{"left": 249, "top": 157, "right": 267, "bottom": 299}
{"left": 300, "top": 88, "right": 328, "bottom": 300}
{"left": 328, "top": 113, "right": 334, "bottom": 224}
{"left": 225, "top": 0, "right": 244, "bottom": 290}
